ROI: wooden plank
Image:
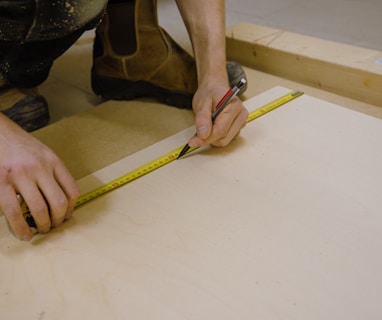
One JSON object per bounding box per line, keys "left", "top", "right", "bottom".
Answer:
{"left": 1, "top": 87, "right": 382, "bottom": 319}
{"left": 226, "top": 23, "right": 382, "bottom": 107}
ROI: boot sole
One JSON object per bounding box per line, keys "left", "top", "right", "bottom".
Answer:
{"left": 92, "top": 74, "right": 193, "bottom": 109}
{"left": 2, "top": 95, "right": 49, "bottom": 132}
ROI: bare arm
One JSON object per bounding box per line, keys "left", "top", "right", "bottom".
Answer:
{"left": 176, "top": 0, "right": 228, "bottom": 86}
{"left": 175, "top": 0, "right": 248, "bottom": 147}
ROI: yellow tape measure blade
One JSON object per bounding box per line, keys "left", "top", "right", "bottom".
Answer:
{"left": 74, "top": 145, "right": 185, "bottom": 208}
{"left": 18, "top": 89, "right": 303, "bottom": 232}
{"left": 247, "top": 90, "right": 303, "bottom": 123}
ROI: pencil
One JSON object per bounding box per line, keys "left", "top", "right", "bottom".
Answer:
{"left": 177, "top": 78, "right": 247, "bottom": 159}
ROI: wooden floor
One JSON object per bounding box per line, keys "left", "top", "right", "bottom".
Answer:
{"left": 41, "top": 0, "right": 382, "bottom": 123}
{"left": 160, "top": 0, "right": 382, "bottom": 51}
{"left": 35, "top": 19, "right": 381, "bottom": 180}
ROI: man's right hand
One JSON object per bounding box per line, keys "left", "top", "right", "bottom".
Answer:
{"left": 0, "top": 114, "right": 80, "bottom": 241}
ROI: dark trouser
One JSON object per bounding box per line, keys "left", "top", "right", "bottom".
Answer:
{"left": 0, "top": 0, "right": 107, "bottom": 87}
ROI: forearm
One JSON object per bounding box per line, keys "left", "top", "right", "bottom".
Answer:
{"left": 175, "top": 0, "right": 228, "bottom": 86}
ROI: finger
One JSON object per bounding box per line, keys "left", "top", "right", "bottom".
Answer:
{"left": 189, "top": 100, "right": 239, "bottom": 148}
{"left": 194, "top": 108, "right": 213, "bottom": 140}
{"left": 37, "top": 179, "right": 68, "bottom": 228}
{"left": 200, "top": 98, "right": 244, "bottom": 145}
{"left": 192, "top": 90, "right": 219, "bottom": 139}
{"left": 188, "top": 110, "right": 213, "bottom": 148}
{"left": 0, "top": 185, "right": 33, "bottom": 241}
{"left": 190, "top": 95, "right": 238, "bottom": 147}
{"left": 53, "top": 163, "right": 80, "bottom": 220}
{"left": 210, "top": 101, "right": 248, "bottom": 147}
{"left": 16, "top": 180, "right": 51, "bottom": 234}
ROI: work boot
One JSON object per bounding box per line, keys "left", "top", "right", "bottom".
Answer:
{"left": 91, "top": 0, "right": 247, "bottom": 109}
{"left": 0, "top": 82, "right": 49, "bottom": 132}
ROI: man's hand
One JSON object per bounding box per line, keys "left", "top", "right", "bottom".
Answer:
{"left": 188, "top": 83, "right": 248, "bottom": 149}
{"left": 0, "top": 114, "right": 80, "bottom": 241}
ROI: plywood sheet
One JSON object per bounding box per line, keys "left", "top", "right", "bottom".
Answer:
{"left": 1, "top": 87, "right": 382, "bottom": 319}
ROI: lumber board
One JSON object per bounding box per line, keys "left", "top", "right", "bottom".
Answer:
{"left": 226, "top": 23, "right": 382, "bottom": 107}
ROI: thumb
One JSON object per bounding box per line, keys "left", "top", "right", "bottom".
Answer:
{"left": 189, "top": 110, "right": 213, "bottom": 147}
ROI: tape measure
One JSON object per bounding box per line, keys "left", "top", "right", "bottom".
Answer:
{"left": 20, "top": 89, "right": 303, "bottom": 229}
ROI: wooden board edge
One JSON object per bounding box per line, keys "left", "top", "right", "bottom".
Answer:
{"left": 226, "top": 22, "right": 382, "bottom": 108}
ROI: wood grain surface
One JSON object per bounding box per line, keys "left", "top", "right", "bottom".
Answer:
{"left": 1, "top": 87, "right": 381, "bottom": 319}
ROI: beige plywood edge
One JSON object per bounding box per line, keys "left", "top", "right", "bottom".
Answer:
{"left": 226, "top": 23, "right": 382, "bottom": 107}
{"left": 1, "top": 87, "right": 382, "bottom": 319}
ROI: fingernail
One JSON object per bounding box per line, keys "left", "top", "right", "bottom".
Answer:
{"left": 188, "top": 140, "right": 198, "bottom": 148}
{"left": 40, "top": 227, "right": 51, "bottom": 234}
{"left": 22, "top": 234, "right": 33, "bottom": 241}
